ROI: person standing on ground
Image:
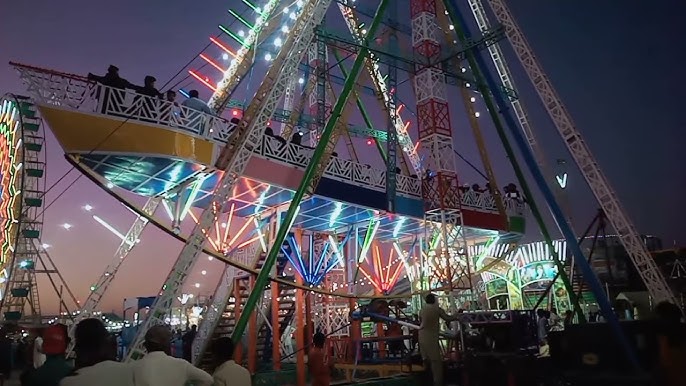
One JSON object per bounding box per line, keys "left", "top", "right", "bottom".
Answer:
{"left": 211, "top": 337, "right": 251, "bottom": 386}
{"left": 33, "top": 329, "right": 46, "bottom": 370}
{"left": 26, "top": 324, "right": 72, "bottom": 386}
{"left": 132, "top": 325, "right": 212, "bottom": 386}
{"left": 418, "top": 293, "right": 459, "bottom": 386}
{"left": 181, "top": 325, "right": 197, "bottom": 363}
{"left": 308, "top": 332, "right": 334, "bottom": 386}
{"left": 0, "top": 327, "right": 12, "bottom": 381}
{"left": 60, "top": 318, "right": 134, "bottom": 386}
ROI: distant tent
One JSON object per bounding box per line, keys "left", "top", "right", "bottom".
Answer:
{"left": 123, "top": 296, "right": 157, "bottom": 313}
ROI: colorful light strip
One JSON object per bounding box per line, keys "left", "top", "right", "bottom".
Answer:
{"left": 359, "top": 242, "right": 406, "bottom": 293}
{"left": 208, "top": 0, "right": 283, "bottom": 110}
{"left": 0, "top": 100, "right": 23, "bottom": 271}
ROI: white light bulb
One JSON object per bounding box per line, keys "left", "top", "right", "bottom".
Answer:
{"left": 475, "top": 112, "right": 481, "bottom": 118}
{"left": 281, "top": 26, "right": 289, "bottom": 33}
{"left": 290, "top": 12, "right": 296, "bottom": 20}
{"left": 283, "top": 7, "right": 289, "bottom": 14}
{"left": 222, "top": 53, "right": 229, "bottom": 61}
{"left": 62, "top": 223, "right": 72, "bottom": 230}
{"left": 194, "top": 283, "right": 200, "bottom": 288}
{"left": 274, "top": 37, "right": 282, "bottom": 47}
{"left": 470, "top": 97, "right": 476, "bottom": 103}
{"left": 449, "top": 25, "right": 454, "bottom": 30}
{"left": 265, "top": 53, "right": 272, "bottom": 61}
{"left": 201, "top": 270, "right": 207, "bottom": 275}
{"left": 238, "top": 30, "right": 245, "bottom": 37}
{"left": 298, "top": 77, "right": 304, "bottom": 84}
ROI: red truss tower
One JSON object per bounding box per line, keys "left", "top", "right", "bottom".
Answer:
{"left": 411, "top": 0, "right": 469, "bottom": 291}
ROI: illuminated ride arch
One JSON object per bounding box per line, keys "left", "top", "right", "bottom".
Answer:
{"left": 473, "top": 239, "right": 573, "bottom": 312}
{"left": 0, "top": 94, "right": 47, "bottom": 323}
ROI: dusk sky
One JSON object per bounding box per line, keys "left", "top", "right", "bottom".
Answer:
{"left": 1, "top": 0, "right": 684, "bottom": 315}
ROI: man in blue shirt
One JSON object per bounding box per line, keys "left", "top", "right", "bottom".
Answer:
{"left": 181, "top": 90, "right": 214, "bottom": 135}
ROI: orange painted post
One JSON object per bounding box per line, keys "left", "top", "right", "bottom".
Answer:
{"left": 233, "top": 278, "right": 243, "bottom": 364}
{"left": 295, "top": 277, "right": 306, "bottom": 386}
{"left": 271, "top": 281, "right": 281, "bottom": 371}
{"left": 305, "top": 292, "right": 313, "bottom": 340}
{"left": 247, "top": 276, "right": 257, "bottom": 373}
{"left": 294, "top": 229, "right": 306, "bottom": 386}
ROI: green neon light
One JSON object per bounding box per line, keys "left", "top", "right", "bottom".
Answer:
{"left": 358, "top": 219, "right": 379, "bottom": 263}
{"left": 219, "top": 24, "right": 246, "bottom": 47}
{"left": 179, "top": 177, "right": 204, "bottom": 221}
{"left": 241, "top": 0, "right": 262, "bottom": 15}
{"left": 229, "top": 9, "right": 254, "bottom": 30}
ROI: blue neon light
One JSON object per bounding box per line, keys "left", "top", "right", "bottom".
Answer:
{"left": 282, "top": 231, "right": 353, "bottom": 286}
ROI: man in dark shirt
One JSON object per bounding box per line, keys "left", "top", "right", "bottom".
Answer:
{"left": 26, "top": 324, "right": 72, "bottom": 386}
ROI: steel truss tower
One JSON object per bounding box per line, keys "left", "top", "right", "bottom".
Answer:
{"left": 411, "top": 0, "right": 470, "bottom": 292}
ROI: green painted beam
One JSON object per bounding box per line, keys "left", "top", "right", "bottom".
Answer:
{"left": 443, "top": 0, "right": 586, "bottom": 323}
{"left": 230, "top": 0, "right": 391, "bottom": 343}
{"left": 331, "top": 48, "right": 387, "bottom": 161}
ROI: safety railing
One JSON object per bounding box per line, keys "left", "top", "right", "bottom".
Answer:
{"left": 12, "top": 62, "right": 525, "bottom": 217}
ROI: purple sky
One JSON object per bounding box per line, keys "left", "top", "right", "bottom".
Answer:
{"left": 1, "top": 0, "right": 684, "bottom": 315}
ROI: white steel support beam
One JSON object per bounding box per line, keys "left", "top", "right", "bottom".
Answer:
{"left": 126, "top": 0, "right": 334, "bottom": 361}
{"left": 67, "top": 196, "right": 161, "bottom": 354}
{"left": 192, "top": 230, "right": 266, "bottom": 365}
{"left": 486, "top": 0, "right": 674, "bottom": 303}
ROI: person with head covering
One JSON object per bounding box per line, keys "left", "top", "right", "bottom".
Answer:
{"left": 132, "top": 325, "right": 213, "bottom": 386}
{"left": 25, "top": 324, "right": 72, "bottom": 386}
{"left": 211, "top": 337, "right": 251, "bottom": 386}
{"left": 418, "top": 293, "right": 459, "bottom": 386}
{"left": 60, "top": 318, "right": 134, "bottom": 386}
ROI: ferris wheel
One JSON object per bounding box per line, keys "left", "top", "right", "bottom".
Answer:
{"left": 0, "top": 94, "right": 74, "bottom": 326}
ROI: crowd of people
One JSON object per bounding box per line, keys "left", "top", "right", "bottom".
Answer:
{"left": 0, "top": 317, "right": 340, "bottom": 386}
{"left": 0, "top": 318, "right": 254, "bottom": 386}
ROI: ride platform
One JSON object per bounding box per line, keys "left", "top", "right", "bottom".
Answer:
{"left": 13, "top": 63, "right": 526, "bottom": 240}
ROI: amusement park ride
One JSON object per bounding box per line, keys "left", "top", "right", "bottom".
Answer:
{"left": 0, "top": 0, "right": 678, "bottom": 383}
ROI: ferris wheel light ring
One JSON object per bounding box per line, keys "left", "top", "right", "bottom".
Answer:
{"left": 0, "top": 99, "right": 25, "bottom": 272}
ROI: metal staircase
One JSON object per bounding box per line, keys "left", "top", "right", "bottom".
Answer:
{"left": 196, "top": 247, "right": 293, "bottom": 370}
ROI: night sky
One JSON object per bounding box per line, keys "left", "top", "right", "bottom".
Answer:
{"left": 0, "top": 0, "right": 683, "bottom": 315}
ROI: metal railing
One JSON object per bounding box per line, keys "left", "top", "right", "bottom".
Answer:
{"left": 13, "top": 62, "right": 525, "bottom": 216}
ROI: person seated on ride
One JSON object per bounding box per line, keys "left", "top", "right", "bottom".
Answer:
{"left": 87, "top": 65, "right": 133, "bottom": 113}
{"left": 87, "top": 65, "right": 131, "bottom": 89}
{"left": 181, "top": 90, "right": 214, "bottom": 134}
